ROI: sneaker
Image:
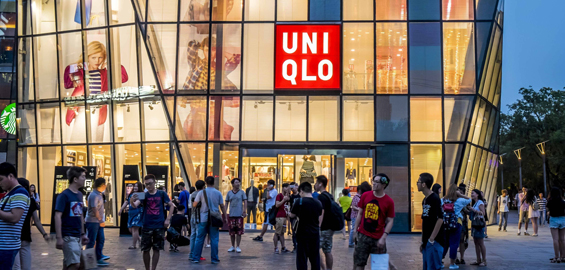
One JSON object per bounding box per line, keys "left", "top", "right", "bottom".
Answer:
{"left": 97, "top": 260, "right": 109, "bottom": 267}
{"left": 503, "top": 229, "right": 507, "bottom": 232}
{"left": 200, "top": 257, "right": 206, "bottom": 261}
{"left": 281, "top": 247, "right": 291, "bottom": 253}
{"left": 460, "top": 259, "right": 466, "bottom": 265}
{"left": 274, "top": 248, "right": 279, "bottom": 254}
{"left": 455, "top": 259, "right": 460, "bottom": 265}
{"left": 532, "top": 234, "right": 538, "bottom": 237}
{"left": 206, "top": 244, "right": 211, "bottom": 248}
{"left": 485, "top": 234, "right": 488, "bottom": 238}
{"left": 524, "top": 232, "right": 530, "bottom": 236}
{"left": 190, "top": 260, "right": 200, "bottom": 264}
{"left": 236, "top": 247, "right": 242, "bottom": 253}
{"left": 449, "top": 264, "right": 460, "bottom": 269}
{"left": 228, "top": 246, "right": 235, "bottom": 252}
{"left": 441, "top": 265, "right": 445, "bottom": 269}
{"left": 100, "top": 255, "right": 110, "bottom": 261}
{"left": 252, "top": 236, "right": 263, "bottom": 241}
{"left": 498, "top": 228, "right": 501, "bottom": 231}
{"left": 517, "top": 232, "right": 521, "bottom": 236}
{"left": 211, "top": 260, "right": 220, "bottom": 264}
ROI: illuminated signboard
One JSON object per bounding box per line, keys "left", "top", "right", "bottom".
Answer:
{"left": 275, "top": 24, "right": 341, "bottom": 92}
{"left": 1, "top": 103, "right": 16, "bottom": 135}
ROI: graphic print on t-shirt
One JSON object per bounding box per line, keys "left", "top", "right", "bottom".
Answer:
{"left": 70, "top": 202, "right": 83, "bottom": 217}
{"left": 146, "top": 196, "right": 162, "bottom": 215}
{"left": 422, "top": 203, "right": 431, "bottom": 218}
{"left": 363, "top": 199, "right": 380, "bottom": 232}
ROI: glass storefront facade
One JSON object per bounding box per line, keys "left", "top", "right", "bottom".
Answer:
{"left": 14, "top": 0, "right": 503, "bottom": 232}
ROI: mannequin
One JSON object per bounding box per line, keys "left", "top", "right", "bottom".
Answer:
{"left": 299, "top": 155, "right": 317, "bottom": 184}
{"left": 221, "top": 179, "right": 231, "bottom": 197}
{"left": 346, "top": 162, "right": 356, "bottom": 187}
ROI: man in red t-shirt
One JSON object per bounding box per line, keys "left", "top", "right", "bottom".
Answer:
{"left": 353, "top": 173, "right": 396, "bottom": 270}
{"left": 274, "top": 183, "right": 291, "bottom": 254}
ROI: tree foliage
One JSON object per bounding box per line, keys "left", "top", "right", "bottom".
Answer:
{"left": 500, "top": 87, "right": 565, "bottom": 194}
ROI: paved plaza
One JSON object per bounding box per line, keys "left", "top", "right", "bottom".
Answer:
{"left": 31, "top": 211, "right": 557, "bottom": 269}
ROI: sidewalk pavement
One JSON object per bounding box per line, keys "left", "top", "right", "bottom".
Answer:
{"left": 30, "top": 210, "right": 558, "bottom": 269}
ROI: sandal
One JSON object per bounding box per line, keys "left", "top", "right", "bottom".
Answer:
{"left": 128, "top": 246, "right": 137, "bottom": 249}
{"left": 550, "top": 258, "right": 559, "bottom": 263}
{"left": 470, "top": 261, "right": 482, "bottom": 266}
{"left": 479, "top": 260, "right": 487, "bottom": 267}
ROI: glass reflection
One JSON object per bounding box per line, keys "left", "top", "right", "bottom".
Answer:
{"left": 376, "top": 23, "right": 408, "bottom": 94}
{"left": 443, "top": 23, "right": 475, "bottom": 94}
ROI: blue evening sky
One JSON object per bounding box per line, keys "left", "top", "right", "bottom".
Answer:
{"left": 502, "top": 0, "right": 565, "bottom": 112}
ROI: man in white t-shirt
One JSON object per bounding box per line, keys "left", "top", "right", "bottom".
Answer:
{"left": 497, "top": 189, "right": 510, "bottom": 232}
{"left": 253, "top": 180, "right": 277, "bottom": 242}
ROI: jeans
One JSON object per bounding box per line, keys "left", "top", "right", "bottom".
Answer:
{"left": 85, "top": 222, "right": 105, "bottom": 260}
{"left": 442, "top": 224, "right": 461, "bottom": 260}
{"left": 499, "top": 212, "right": 509, "bottom": 230}
{"left": 0, "top": 249, "right": 19, "bottom": 270}
{"left": 349, "top": 218, "right": 356, "bottom": 246}
{"left": 191, "top": 222, "right": 219, "bottom": 263}
{"left": 296, "top": 236, "right": 320, "bottom": 270}
{"left": 422, "top": 241, "right": 443, "bottom": 270}
{"left": 12, "top": 241, "right": 31, "bottom": 270}
{"left": 247, "top": 202, "right": 257, "bottom": 223}
{"left": 540, "top": 210, "right": 547, "bottom": 225}
{"left": 189, "top": 218, "right": 198, "bottom": 260}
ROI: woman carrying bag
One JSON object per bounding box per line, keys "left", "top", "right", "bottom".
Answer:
{"left": 470, "top": 189, "right": 487, "bottom": 267}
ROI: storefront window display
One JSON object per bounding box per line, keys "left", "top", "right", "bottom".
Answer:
{"left": 443, "top": 23, "right": 475, "bottom": 94}
{"left": 89, "top": 145, "right": 116, "bottom": 223}
{"left": 34, "top": 35, "right": 58, "bottom": 101}
{"left": 376, "top": 0, "right": 407, "bottom": 20}
{"left": 143, "top": 99, "right": 170, "bottom": 141}
{"left": 410, "top": 144, "right": 443, "bottom": 231}
{"left": 179, "top": 143, "right": 207, "bottom": 185}
{"left": 175, "top": 96, "right": 207, "bottom": 141}
{"left": 209, "top": 96, "right": 240, "bottom": 141}
{"left": 343, "top": 23, "right": 374, "bottom": 94}
{"left": 18, "top": 104, "right": 36, "bottom": 145}
{"left": 38, "top": 146, "right": 62, "bottom": 224}
{"left": 177, "top": 24, "right": 210, "bottom": 93}
{"left": 148, "top": 0, "right": 178, "bottom": 22}
{"left": 410, "top": 97, "right": 442, "bottom": 142}
{"left": 344, "top": 158, "right": 372, "bottom": 188}
{"left": 144, "top": 143, "right": 170, "bottom": 190}
{"left": 212, "top": 0, "right": 243, "bottom": 21}
{"left": 210, "top": 24, "right": 242, "bottom": 93}
{"left": 344, "top": 0, "right": 372, "bottom": 20}
{"left": 443, "top": 0, "right": 474, "bottom": 20}
{"left": 376, "top": 23, "right": 408, "bottom": 94}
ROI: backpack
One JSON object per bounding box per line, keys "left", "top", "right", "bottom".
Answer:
{"left": 321, "top": 192, "right": 345, "bottom": 231}
{"left": 442, "top": 199, "right": 458, "bottom": 230}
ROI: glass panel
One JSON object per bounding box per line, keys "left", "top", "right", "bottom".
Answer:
{"left": 175, "top": 96, "right": 207, "bottom": 141}
{"left": 18, "top": 147, "right": 38, "bottom": 195}
{"left": 18, "top": 0, "right": 32, "bottom": 35}
{"left": 443, "top": 23, "right": 475, "bottom": 94}
{"left": 309, "top": 96, "right": 339, "bottom": 141}
{"left": 209, "top": 96, "right": 240, "bottom": 141}
{"left": 64, "top": 144, "right": 87, "bottom": 172}
{"left": 30, "top": 0, "right": 55, "bottom": 33}
{"left": 478, "top": 103, "right": 492, "bottom": 146}
{"left": 377, "top": 144, "right": 409, "bottom": 232}
{"left": 181, "top": 0, "right": 210, "bottom": 21}
{"left": 61, "top": 101, "right": 87, "bottom": 143}
{"left": 488, "top": 112, "right": 499, "bottom": 151}
{"left": 114, "top": 143, "right": 142, "bottom": 225}
{"left": 376, "top": 23, "right": 408, "bottom": 94}
{"left": 34, "top": 36, "right": 62, "bottom": 100}
{"left": 343, "top": 23, "right": 374, "bottom": 94}
{"left": 275, "top": 96, "right": 306, "bottom": 141}
{"left": 410, "top": 97, "right": 442, "bottom": 142}
{"left": 38, "top": 146, "right": 62, "bottom": 224}
{"left": 310, "top": 0, "right": 340, "bottom": 21}
{"left": 442, "top": 0, "right": 473, "bottom": 20}
{"left": 178, "top": 143, "right": 207, "bottom": 185}
{"left": 177, "top": 24, "right": 210, "bottom": 93}
{"left": 114, "top": 100, "right": 141, "bottom": 142}
{"left": 143, "top": 143, "right": 170, "bottom": 190}
{"left": 409, "top": 23, "right": 441, "bottom": 94}
{"left": 277, "top": 0, "right": 308, "bottom": 21}
{"left": 245, "top": 0, "right": 275, "bottom": 20}
{"left": 376, "top": 96, "right": 408, "bottom": 141}
{"left": 344, "top": 158, "right": 373, "bottom": 187}
{"left": 84, "top": 30, "right": 110, "bottom": 96}
{"left": 409, "top": 0, "right": 440, "bottom": 20}
{"left": 242, "top": 96, "right": 274, "bottom": 141}
{"left": 476, "top": 0, "right": 497, "bottom": 20}
{"left": 243, "top": 24, "right": 274, "bottom": 93}
{"left": 470, "top": 99, "right": 485, "bottom": 144}
{"left": 18, "top": 104, "right": 36, "bottom": 145}
{"left": 476, "top": 22, "right": 493, "bottom": 80}
{"left": 444, "top": 96, "right": 473, "bottom": 142}
{"left": 483, "top": 107, "right": 496, "bottom": 147}
{"left": 143, "top": 99, "right": 170, "bottom": 141}
{"left": 147, "top": 24, "right": 177, "bottom": 92}
{"left": 59, "top": 31, "right": 83, "bottom": 100}
{"left": 344, "top": 0, "right": 373, "bottom": 20}
{"left": 445, "top": 143, "right": 463, "bottom": 185}
{"left": 110, "top": 0, "right": 135, "bottom": 25}
{"left": 148, "top": 0, "right": 179, "bottom": 21}
{"left": 139, "top": 35, "right": 158, "bottom": 87}
{"left": 219, "top": 148, "right": 238, "bottom": 195}
{"left": 89, "top": 145, "right": 115, "bottom": 223}
{"left": 457, "top": 143, "right": 470, "bottom": 183}
{"left": 210, "top": 24, "right": 242, "bottom": 93}
{"left": 375, "top": 0, "right": 407, "bottom": 20}
{"left": 110, "top": 26, "right": 138, "bottom": 89}
{"left": 212, "top": 0, "right": 243, "bottom": 21}
{"left": 18, "top": 37, "right": 33, "bottom": 103}
{"left": 37, "top": 103, "right": 61, "bottom": 144}
{"left": 88, "top": 101, "right": 112, "bottom": 143}
{"left": 343, "top": 96, "right": 374, "bottom": 141}
{"left": 410, "top": 144, "right": 442, "bottom": 231}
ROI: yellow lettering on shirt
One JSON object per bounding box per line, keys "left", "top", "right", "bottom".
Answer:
{"left": 365, "top": 203, "right": 380, "bottom": 221}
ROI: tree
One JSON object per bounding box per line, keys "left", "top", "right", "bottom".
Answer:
{"left": 500, "top": 87, "right": 565, "bottom": 194}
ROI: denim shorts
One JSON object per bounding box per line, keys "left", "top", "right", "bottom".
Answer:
{"left": 550, "top": 216, "right": 565, "bottom": 229}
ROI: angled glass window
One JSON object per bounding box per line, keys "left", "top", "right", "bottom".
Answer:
{"left": 143, "top": 99, "right": 171, "bottom": 141}
{"left": 18, "top": 37, "right": 33, "bottom": 103}
{"left": 242, "top": 97, "right": 274, "bottom": 141}
{"left": 111, "top": 26, "right": 138, "bottom": 89}
{"left": 18, "top": 0, "right": 32, "bottom": 35}
{"left": 376, "top": 96, "right": 408, "bottom": 141}
{"left": 376, "top": 23, "right": 408, "bottom": 94}
{"left": 309, "top": 96, "right": 339, "bottom": 141}
{"left": 18, "top": 104, "right": 37, "bottom": 145}
{"left": 181, "top": 0, "right": 210, "bottom": 21}
{"left": 146, "top": 24, "right": 177, "bottom": 92}
{"left": 34, "top": 35, "right": 58, "bottom": 101}
{"left": 343, "top": 23, "right": 374, "bottom": 94}
{"left": 443, "top": 23, "right": 475, "bottom": 94}
{"left": 275, "top": 96, "right": 306, "bottom": 141}
{"left": 410, "top": 97, "right": 442, "bottom": 142}
{"left": 310, "top": 0, "right": 340, "bottom": 21}
{"left": 177, "top": 24, "right": 211, "bottom": 93}
{"left": 409, "top": 0, "right": 440, "bottom": 20}
{"left": 478, "top": 103, "right": 492, "bottom": 146}
{"left": 37, "top": 103, "right": 62, "bottom": 144}
{"left": 469, "top": 99, "right": 486, "bottom": 144}
{"left": 476, "top": 0, "right": 497, "bottom": 20}
{"left": 411, "top": 144, "right": 443, "bottom": 231}
{"left": 210, "top": 24, "right": 242, "bottom": 93}
{"left": 445, "top": 143, "right": 463, "bottom": 185}
{"left": 209, "top": 96, "right": 240, "bottom": 141}
{"left": 245, "top": 0, "right": 275, "bottom": 20}
{"left": 483, "top": 107, "right": 496, "bottom": 147}
{"left": 344, "top": 0, "right": 373, "bottom": 20}
{"left": 409, "top": 23, "right": 441, "bottom": 94}
{"left": 143, "top": 143, "right": 170, "bottom": 188}
{"left": 444, "top": 96, "right": 473, "bottom": 142}
{"left": 114, "top": 100, "right": 141, "bottom": 142}
{"left": 475, "top": 22, "right": 493, "bottom": 80}
{"left": 243, "top": 24, "right": 275, "bottom": 93}
{"left": 179, "top": 143, "right": 207, "bottom": 185}
{"left": 277, "top": 0, "right": 308, "bottom": 21}
{"left": 442, "top": 0, "right": 474, "bottom": 20}
{"left": 148, "top": 0, "right": 179, "bottom": 21}
{"left": 343, "top": 96, "right": 374, "bottom": 141}
{"left": 376, "top": 0, "right": 407, "bottom": 20}
{"left": 176, "top": 96, "right": 207, "bottom": 141}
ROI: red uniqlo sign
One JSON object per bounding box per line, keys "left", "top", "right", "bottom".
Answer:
{"left": 275, "top": 24, "right": 341, "bottom": 91}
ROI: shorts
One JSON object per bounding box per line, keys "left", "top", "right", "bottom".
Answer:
{"left": 228, "top": 217, "right": 245, "bottom": 236}
{"left": 140, "top": 228, "right": 165, "bottom": 252}
{"left": 353, "top": 233, "right": 387, "bottom": 266}
{"left": 320, "top": 230, "right": 334, "bottom": 254}
{"left": 275, "top": 217, "right": 286, "bottom": 235}
{"left": 550, "top": 216, "right": 565, "bottom": 229}
{"left": 519, "top": 210, "right": 529, "bottom": 224}
{"left": 472, "top": 227, "right": 485, "bottom": 239}
{"left": 62, "top": 236, "right": 82, "bottom": 267}
{"left": 264, "top": 211, "right": 270, "bottom": 225}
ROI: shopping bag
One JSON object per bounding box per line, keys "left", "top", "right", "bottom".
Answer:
{"left": 370, "top": 253, "right": 389, "bottom": 270}
{"left": 82, "top": 248, "right": 97, "bottom": 270}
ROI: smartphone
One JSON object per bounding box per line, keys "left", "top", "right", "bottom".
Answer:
{"left": 133, "top": 192, "right": 145, "bottom": 200}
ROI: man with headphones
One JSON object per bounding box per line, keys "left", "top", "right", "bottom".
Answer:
{"left": 352, "top": 173, "right": 396, "bottom": 270}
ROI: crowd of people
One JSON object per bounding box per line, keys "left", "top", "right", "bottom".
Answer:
{"left": 2, "top": 162, "right": 565, "bottom": 270}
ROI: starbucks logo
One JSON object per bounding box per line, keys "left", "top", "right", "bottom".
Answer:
{"left": 1, "top": 103, "right": 16, "bottom": 135}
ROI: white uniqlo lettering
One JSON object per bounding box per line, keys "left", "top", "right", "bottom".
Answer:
{"left": 283, "top": 32, "right": 297, "bottom": 54}
{"left": 318, "top": 60, "right": 332, "bottom": 81}
{"left": 282, "top": 59, "right": 298, "bottom": 85}
{"left": 302, "top": 59, "right": 316, "bottom": 81}
{"left": 281, "top": 31, "right": 333, "bottom": 84}
{"left": 302, "top": 33, "right": 317, "bottom": 54}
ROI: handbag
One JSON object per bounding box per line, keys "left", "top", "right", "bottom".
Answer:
{"left": 203, "top": 190, "right": 223, "bottom": 227}
{"left": 344, "top": 206, "right": 352, "bottom": 221}
{"left": 471, "top": 215, "right": 486, "bottom": 228}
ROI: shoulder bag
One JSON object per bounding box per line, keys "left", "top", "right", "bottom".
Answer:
{"left": 203, "top": 190, "right": 223, "bottom": 227}
{"left": 471, "top": 201, "right": 486, "bottom": 228}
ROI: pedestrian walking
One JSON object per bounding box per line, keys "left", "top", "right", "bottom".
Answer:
{"left": 274, "top": 183, "right": 291, "bottom": 254}
{"left": 349, "top": 182, "right": 371, "bottom": 248}
{"left": 29, "top": 184, "right": 40, "bottom": 209}
{"left": 547, "top": 187, "right": 565, "bottom": 263}
{"left": 470, "top": 189, "right": 487, "bottom": 267}
{"left": 178, "top": 182, "right": 190, "bottom": 215}
{"left": 289, "top": 182, "right": 301, "bottom": 252}
{"left": 85, "top": 177, "right": 110, "bottom": 266}
{"left": 55, "top": 166, "right": 89, "bottom": 270}
{"left": 539, "top": 192, "right": 548, "bottom": 226}
{"left": 440, "top": 184, "right": 471, "bottom": 270}
{"left": 352, "top": 174, "right": 396, "bottom": 270}
{"left": 525, "top": 190, "right": 540, "bottom": 236}
{"left": 253, "top": 179, "right": 277, "bottom": 242}
{"left": 225, "top": 178, "right": 247, "bottom": 253}
{"left": 316, "top": 175, "right": 340, "bottom": 270}
{"left": 191, "top": 176, "right": 227, "bottom": 264}
{"left": 289, "top": 182, "right": 323, "bottom": 270}
{"left": 417, "top": 173, "right": 444, "bottom": 270}
{"left": 130, "top": 174, "right": 176, "bottom": 270}
{"left": 189, "top": 180, "right": 206, "bottom": 262}
{"left": 119, "top": 181, "right": 144, "bottom": 249}
{"left": 339, "top": 188, "right": 352, "bottom": 240}
{"left": 245, "top": 180, "right": 259, "bottom": 224}
{"left": 497, "top": 189, "right": 510, "bottom": 232}
{"left": 13, "top": 178, "right": 49, "bottom": 270}
{"left": 480, "top": 191, "right": 489, "bottom": 238}
{"left": 518, "top": 186, "right": 530, "bottom": 235}
{"left": 456, "top": 183, "right": 470, "bottom": 265}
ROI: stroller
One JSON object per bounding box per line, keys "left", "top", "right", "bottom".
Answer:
{"left": 166, "top": 226, "right": 190, "bottom": 252}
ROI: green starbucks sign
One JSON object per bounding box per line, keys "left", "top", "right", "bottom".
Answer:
{"left": 1, "top": 103, "right": 16, "bottom": 135}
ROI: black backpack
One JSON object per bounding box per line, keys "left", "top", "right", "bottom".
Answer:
{"left": 321, "top": 192, "right": 345, "bottom": 231}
